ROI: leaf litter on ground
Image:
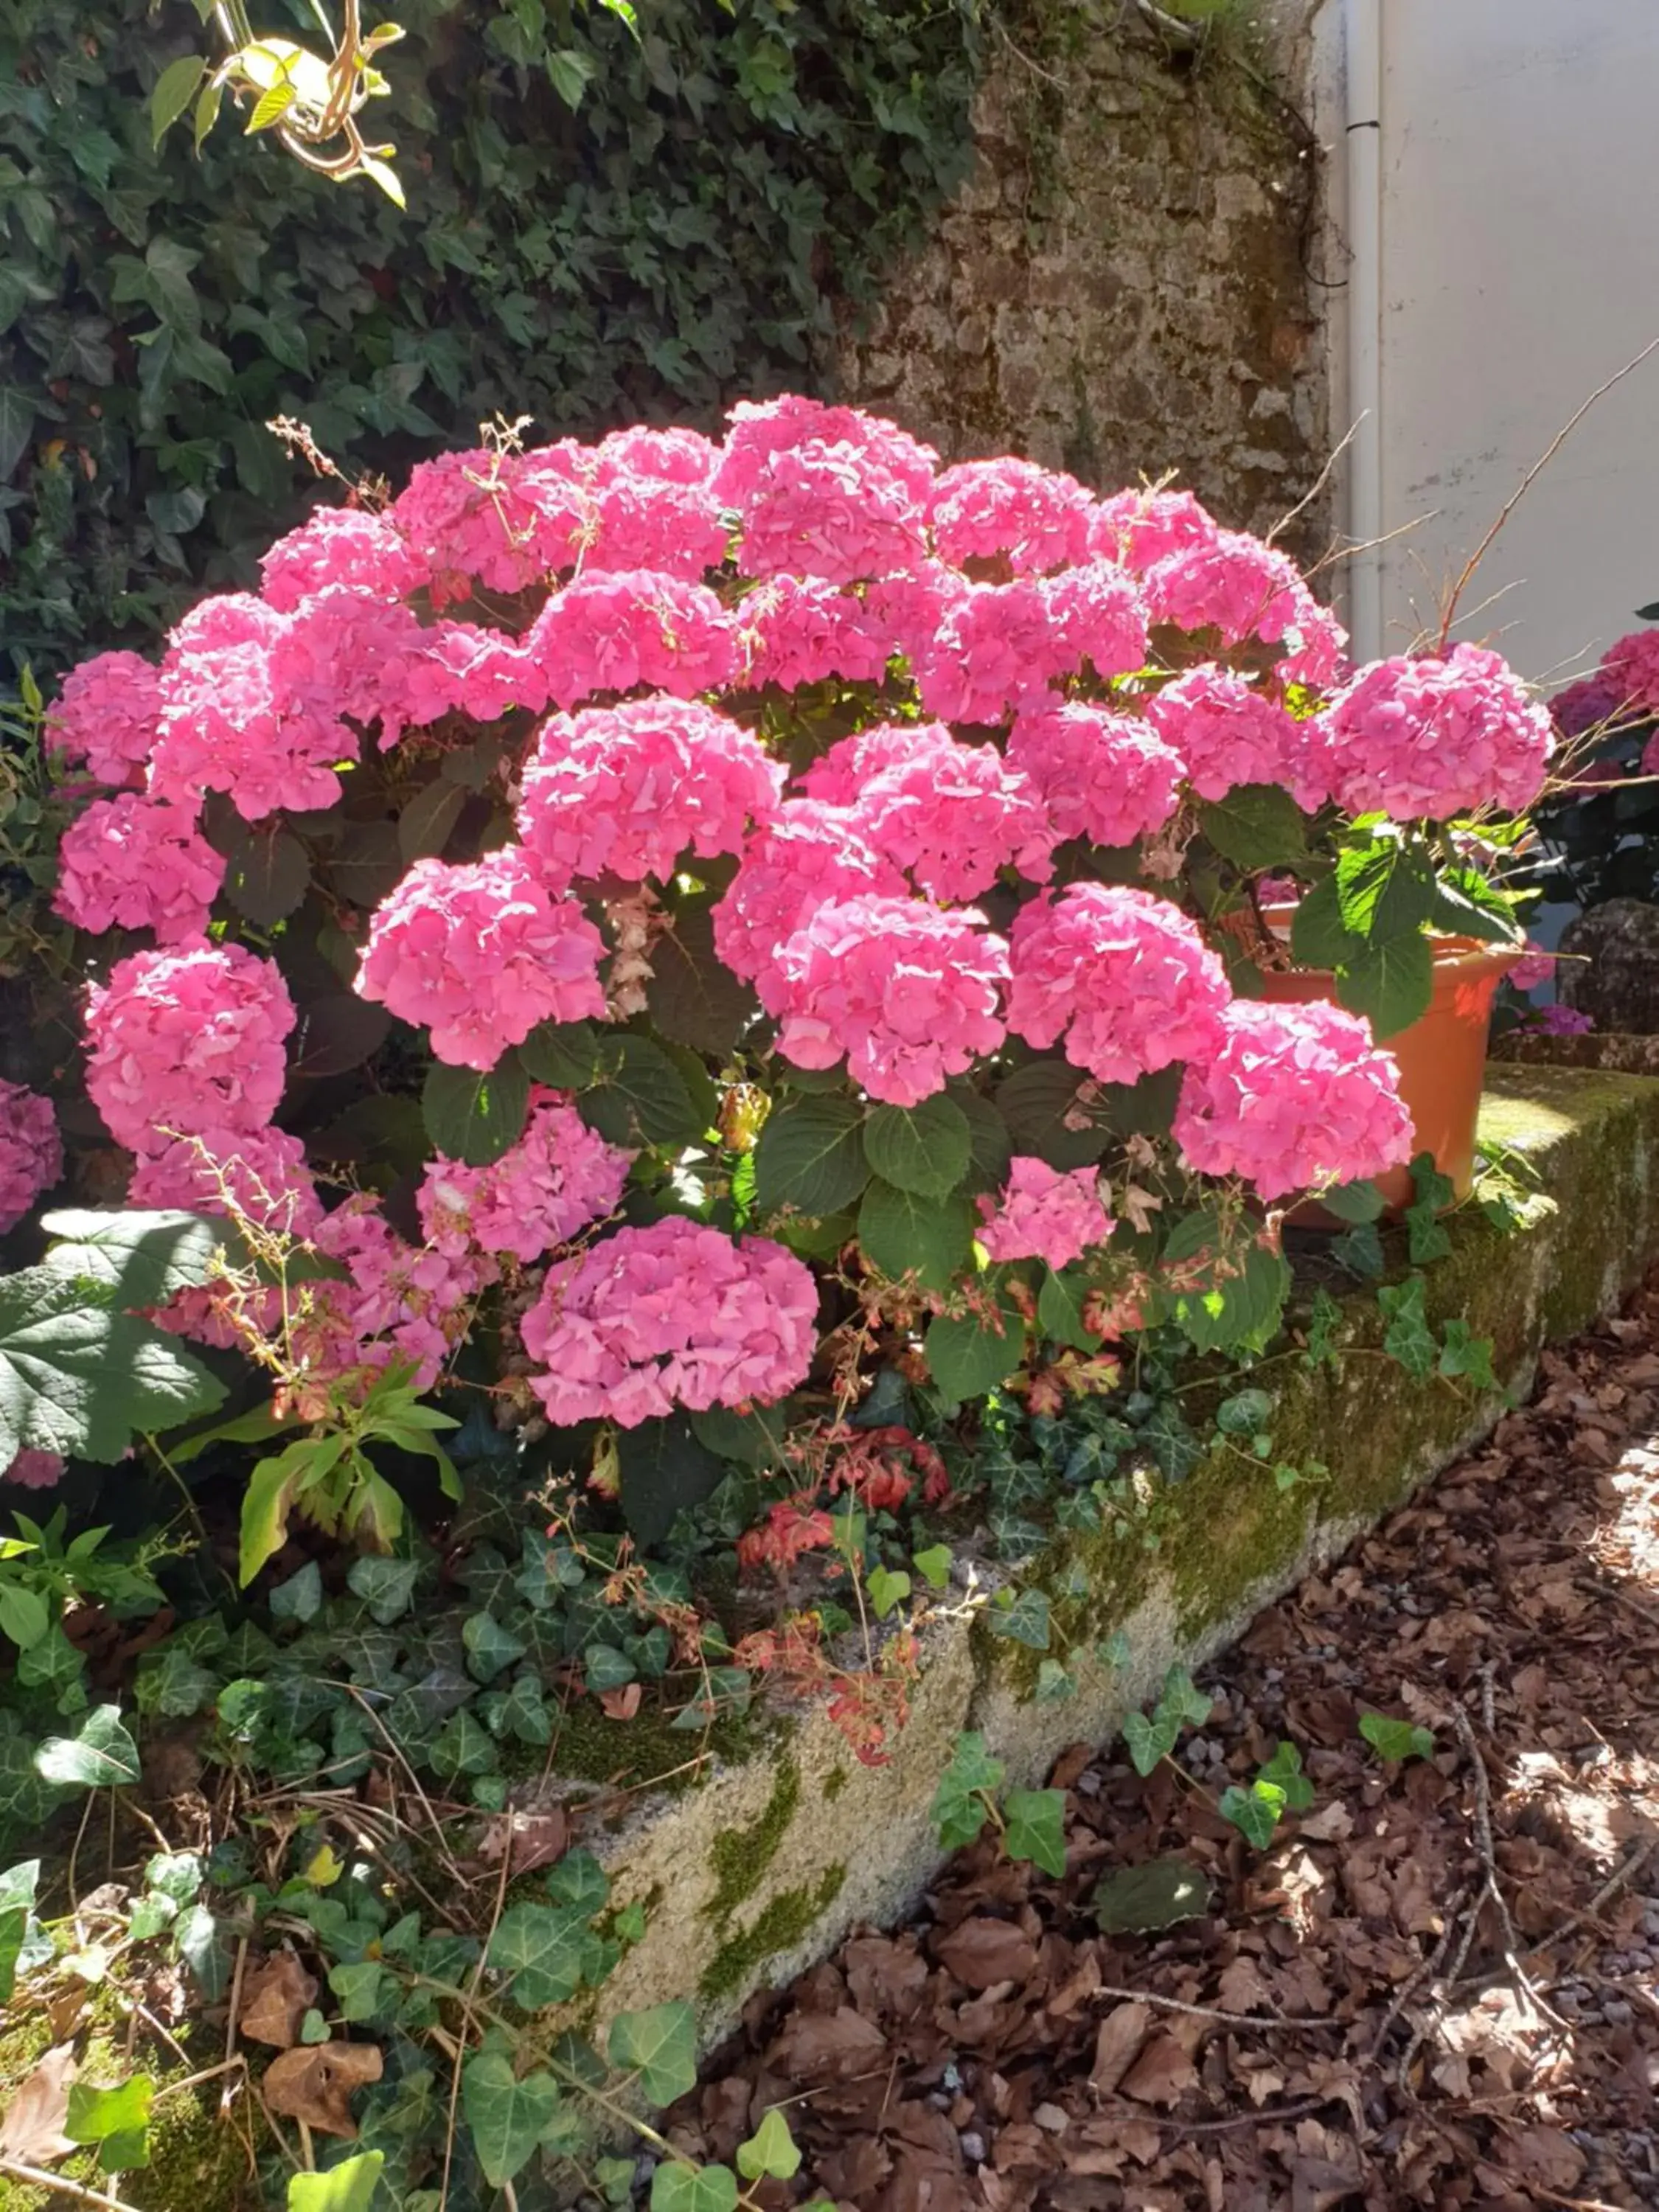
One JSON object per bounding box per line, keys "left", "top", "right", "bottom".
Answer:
{"left": 664, "top": 1280, "right": 1659, "bottom": 2209}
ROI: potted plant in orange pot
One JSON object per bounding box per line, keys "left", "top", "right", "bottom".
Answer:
{"left": 1164, "top": 644, "right": 1551, "bottom": 1208}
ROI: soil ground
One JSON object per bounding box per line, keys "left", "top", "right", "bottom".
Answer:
{"left": 664, "top": 1285, "right": 1659, "bottom": 2211}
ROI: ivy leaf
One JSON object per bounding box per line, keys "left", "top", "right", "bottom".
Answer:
{"left": 1121, "top": 1710, "right": 1175, "bottom": 1776}
{"left": 285, "top": 2152, "right": 386, "bottom": 2212}
{"left": 345, "top": 1557, "right": 419, "bottom": 1624}
{"left": 924, "top": 1304, "right": 1026, "bottom": 1405}
{"left": 912, "top": 1544, "right": 951, "bottom": 1590}
{"left": 1321, "top": 1178, "right": 1385, "bottom": 1224}
{"left": 545, "top": 1848, "right": 608, "bottom": 1915}
{"left": 1378, "top": 1274, "right": 1437, "bottom": 1379}
{"left": 736, "top": 2108, "right": 801, "bottom": 2183}
{"left": 984, "top": 1587, "right": 1049, "bottom": 1650}
{"left": 0, "top": 1583, "right": 49, "bottom": 1652}
{"left": 150, "top": 55, "right": 207, "bottom": 146}
{"left": 462, "top": 1610, "right": 526, "bottom": 1684}
{"left": 270, "top": 1562, "right": 323, "bottom": 1626}
{"left": 0, "top": 1860, "right": 39, "bottom": 2004}
{"left": 866, "top": 1566, "right": 910, "bottom": 1618}
{"left": 1194, "top": 782, "right": 1310, "bottom": 872}
{"left": 752, "top": 1093, "right": 868, "bottom": 1218}
{"left": 35, "top": 1705, "right": 140, "bottom": 1789}
{"left": 1332, "top": 1222, "right": 1385, "bottom": 1279}
{"left": 547, "top": 45, "right": 597, "bottom": 108}
{"left": 858, "top": 1181, "right": 975, "bottom": 1293}
{"left": 651, "top": 2167, "right": 739, "bottom": 2212}
{"left": 1360, "top": 1711, "right": 1435, "bottom": 1763}
{"left": 862, "top": 1096, "right": 971, "bottom": 1198}
{"left": 1004, "top": 1787, "right": 1066, "bottom": 1877}
{"left": 931, "top": 1731, "right": 1004, "bottom": 1850}
{"left": 461, "top": 2053, "right": 564, "bottom": 2189}
{"left": 607, "top": 2000, "right": 697, "bottom": 2105}
{"left": 428, "top": 1710, "right": 497, "bottom": 1783}
{"left": 1159, "top": 1667, "right": 1214, "bottom": 1728}
{"left": 1217, "top": 1779, "right": 1287, "bottom": 1850}
{"left": 1405, "top": 1152, "right": 1455, "bottom": 1264}
{"left": 1439, "top": 1319, "right": 1499, "bottom": 1391}
{"left": 1215, "top": 1387, "right": 1273, "bottom": 1437}
{"left": 1258, "top": 1739, "right": 1316, "bottom": 1812}
{"left": 422, "top": 1057, "right": 530, "bottom": 1167}
{"left": 66, "top": 2073, "right": 153, "bottom": 2172}
{"left": 487, "top": 1903, "right": 587, "bottom": 2008}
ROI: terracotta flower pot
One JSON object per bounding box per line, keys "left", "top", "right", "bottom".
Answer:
{"left": 1247, "top": 911, "right": 1520, "bottom": 1208}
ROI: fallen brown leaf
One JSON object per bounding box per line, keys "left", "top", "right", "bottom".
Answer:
{"left": 935, "top": 1917, "right": 1037, "bottom": 1991}
{"left": 477, "top": 1806, "right": 568, "bottom": 1880}
{"left": 262, "top": 2041, "right": 383, "bottom": 2137}
{"left": 239, "top": 1951, "right": 319, "bottom": 2050}
{"left": 1090, "top": 2001, "right": 1151, "bottom": 2096}
{"left": 766, "top": 2006, "right": 886, "bottom": 2082}
{"left": 0, "top": 2045, "right": 77, "bottom": 2164}
{"left": 1118, "top": 2031, "right": 1200, "bottom": 2109}
{"left": 1505, "top": 2122, "right": 1587, "bottom": 2191}
{"left": 599, "top": 1682, "right": 642, "bottom": 1721}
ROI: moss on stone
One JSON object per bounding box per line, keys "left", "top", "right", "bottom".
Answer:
{"left": 821, "top": 1764, "right": 849, "bottom": 1803}
{"left": 0, "top": 2003, "right": 263, "bottom": 2212}
{"left": 698, "top": 1865, "right": 847, "bottom": 2005}
{"left": 703, "top": 1756, "right": 800, "bottom": 1929}
{"left": 548, "top": 1690, "right": 762, "bottom": 1798}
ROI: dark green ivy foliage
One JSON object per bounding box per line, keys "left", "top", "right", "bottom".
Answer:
{"left": 0, "top": 0, "right": 984, "bottom": 682}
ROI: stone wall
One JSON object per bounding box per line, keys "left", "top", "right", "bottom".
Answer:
{"left": 838, "top": 0, "right": 1331, "bottom": 551}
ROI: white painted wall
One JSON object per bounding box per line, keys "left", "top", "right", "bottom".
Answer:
{"left": 1335, "top": 0, "right": 1659, "bottom": 686}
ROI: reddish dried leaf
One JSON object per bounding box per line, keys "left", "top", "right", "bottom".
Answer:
{"left": 934, "top": 1918, "right": 1037, "bottom": 1991}
{"left": 1118, "top": 2031, "right": 1200, "bottom": 2109}
{"left": 1090, "top": 2001, "right": 1151, "bottom": 2096}
{"left": 0, "top": 2045, "right": 77, "bottom": 2163}
{"left": 239, "top": 1950, "right": 319, "bottom": 2049}
{"left": 262, "top": 2041, "right": 383, "bottom": 2137}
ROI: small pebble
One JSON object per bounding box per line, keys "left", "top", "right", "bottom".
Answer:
{"left": 1033, "top": 2103, "right": 1070, "bottom": 2134}
{"left": 959, "top": 2132, "right": 987, "bottom": 2164}
{"left": 1604, "top": 1999, "right": 1633, "bottom": 2025}
{"left": 1264, "top": 1666, "right": 1284, "bottom": 1685}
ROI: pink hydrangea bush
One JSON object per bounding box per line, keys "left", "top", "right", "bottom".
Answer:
{"left": 33, "top": 392, "right": 1548, "bottom": 1552}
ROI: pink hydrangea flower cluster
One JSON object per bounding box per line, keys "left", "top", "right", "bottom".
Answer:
{"left": 912, "top": 580, "right": 1060, "bottom": 725}
{"left": 1322, "top": 644, "right": 1554, "bottom": 821}
{"left": 714, "top": 397, "right": 936, "bottom": 586}
{"left": 297, "top": 1194, "right": 491, "bottom": 1391}
{"left": 53, "top": 793, "right": 226, "bottom": 942}
{"left": 801, "top": 721, "right": 1053, "bottom": 899}
{"left": 1006, "top": 703, "right": 1183, "bottom": 849}
{"left": 0, "top": 1079, "right": 62, "bottom": 1234}
{"left": 356, "top": 851, "right": 607, "bottom": 1070}
{"left": 737, "top": 577, "right": 893, "bottom": 691}
{"left": 1147, "top": 664, "right": 1324, "bottom": 807}
{"left": 1089, "top": 487, "right": 1218, "bottom": 572}
{"left": 128, "top": 1126, "right": 324, "bottom": 1241}
{"left": 1597, "top": 629, "right": 1659, "bottom": 718}
{"left": 526, "top": 571, "right": 737, "bottom": 706}
{"left": 975, "top": 1158, "right": 1115, "bottom": 1271}
{"left": 260, "top": 507, "right": 420, "bottom": 612}
{"left": 927, "top": 457, "right": 1092, "bottom": 575}
{"left": 1172, "top": 999, "right": 1414, "bottom": 1199}
{"left": 517, "top": 697, "right": 782, "bottom": 886}
{"left": 417, "top": 1092, "right": 632, "bottom": 1265}
{"left": 762, "top": 897, "right": 1009, "bottom": 1107}
{"left": 521, "top": 1217, "right": 818, "bottom": 1427}
{"left": 712, "top": 803, "right": 902, "bottom": 986}
{"left": 85, "top": 940, "right": 295, "bottom": 1157}
{"left": 47, "top": 650, "right": 161, "bottom": 785}
{"left": 4, "top": 1450, "right": 66, "bottom": 1490}
{"left": 1006, "top": 886, "right": 1230, "bottom": 1084}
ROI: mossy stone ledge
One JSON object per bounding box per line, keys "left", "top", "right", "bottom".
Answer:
{"left": 560, "top": 1067, "right": 1659, "bottom": 2057}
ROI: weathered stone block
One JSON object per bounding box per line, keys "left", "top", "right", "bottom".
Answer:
{"left": 561, "top": 1068, "right": 1659, "bottom": 2059}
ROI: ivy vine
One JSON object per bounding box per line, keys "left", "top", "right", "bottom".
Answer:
{"left": 0, "top": 0, "right": 984, "bottom": 682}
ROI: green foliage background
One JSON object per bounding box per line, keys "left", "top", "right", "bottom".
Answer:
{"left": 0, "top": 0, "right": 984, "bottom": 682}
